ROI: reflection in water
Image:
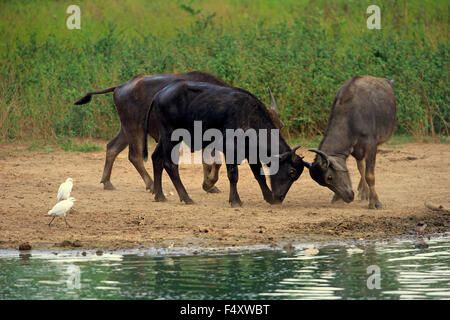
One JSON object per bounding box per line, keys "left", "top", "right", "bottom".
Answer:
{"left": 0, "top": 236, "right": 449, "bottom": 300}
{"left": 18, "top": 253, "right": 32, "bottom": 266}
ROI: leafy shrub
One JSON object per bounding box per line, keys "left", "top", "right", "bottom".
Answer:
{"left": 0, "top": 0, "right": 448, "bottom": 141}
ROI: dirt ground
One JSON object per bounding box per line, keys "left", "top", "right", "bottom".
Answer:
{"left": 0, "top": 141, "right": 449, "bottom": 251}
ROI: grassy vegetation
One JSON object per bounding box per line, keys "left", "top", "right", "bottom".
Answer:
{"left": 0, "top": 0, "right": 448, "bottom": 143}
{"left": 0, "top": 138, "right": 102, "bottom": 155}
{"left": 56, "top": 137, "right": 103, "bottom": 152}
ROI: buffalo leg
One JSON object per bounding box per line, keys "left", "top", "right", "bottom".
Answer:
{"left": 151, "top": 143, "right": 166, "bottom": 202}
{"left": 356, "top": 158, "right": 369, "bottom": 200}
{"left": 365, "top": 149, "right": 382, "bottom": 209}
{"left": 164, "top": 159, "right": 194, "bottom": 204}
{"left": 249, "top": 162, "right": 274, "bottom": 204}
{"left": 202, "top": 162, "right": 221, "bottom": 193}
{"left": 128, "top": 135, "right": 154, "bottom": 192}
{"left": 100, "top": 128, "right": 128, "bottom": 190}
{"left": 226, "top": 164, "right": 242, "bottom": 207}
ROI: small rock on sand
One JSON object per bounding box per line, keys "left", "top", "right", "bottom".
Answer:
{"left": 72, "top": 240, "right": 82, "bottom": 247}
{"left": 18, "top": 243, "right": 32, "bottom": 251}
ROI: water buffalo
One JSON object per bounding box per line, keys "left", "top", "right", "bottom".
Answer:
{"left": 74, "top": 71, "right": 283, "bottom": 193}
{"left": 145, "top": 81, "right": 309, "bottom": 206}
{"left": 308, "top": 75, "right": 396, "bottom": 209}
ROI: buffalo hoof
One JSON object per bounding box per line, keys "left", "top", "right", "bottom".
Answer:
{"left": 206, "top": 186, "right": 221, "bottom": 194}
{"left": 183, "top": 198, "right": 195, "bottom": 205}
{"left": 269, "top": 201, "right": 283, "bottom": 206}
{"left": 202, "top": 182, "right": 221, "bottom": 194}
{"left": 146, "top": 184, "right": 154, "bottom": 194}
{"left": 103, "top": 181, "right": 115, "bottom": 190}
{"left": 154, "top": 194, "right": 167, "bottom": 202}
{"left": 230, "top": 200, "right": 243, "bottom": 208}
{"left": 368, "top": 202, "right": 383, "bottom": 210}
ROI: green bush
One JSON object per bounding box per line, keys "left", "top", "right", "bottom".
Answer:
{"left": 56, "top": 137, "right": 102, "bottom": 152}
{"left": 0, "top": 0, "right": 448, "bottom": 141}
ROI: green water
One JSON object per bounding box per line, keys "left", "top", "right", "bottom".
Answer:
{"left": 0, "top": 236, "right": 449, "bottom": 300}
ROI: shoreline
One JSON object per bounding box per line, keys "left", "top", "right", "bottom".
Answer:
{"left": 0, "top": 142, "right": 449, "bottom": 253}
{"left": 2, "top": 232, "right": 449, "bottom": 256}
{"left": 1, "top": 211, "right": 448, "bottom": 252}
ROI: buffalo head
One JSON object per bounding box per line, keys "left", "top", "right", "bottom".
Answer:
{"left": 308, "top": 149, "right": 354, "bottom": 203}
{"left": 269, "top": 146, "right": 310, "bottom": 204}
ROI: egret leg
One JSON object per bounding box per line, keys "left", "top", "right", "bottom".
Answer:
{"left": 64, "top": 216, "right": 72, "bottom": 228}
{"left": 48, "top": 216, "right": 56, "bottom": 227}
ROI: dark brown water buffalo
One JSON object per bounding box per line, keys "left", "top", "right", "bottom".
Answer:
{"left": 308, "top": 75, "right": 396, "bottom": 209}
{"left": 74, "top": 71, "right": 282, "bottom": 193}
{"left": 145, "top": 81, "right": 308, "bottom": 206}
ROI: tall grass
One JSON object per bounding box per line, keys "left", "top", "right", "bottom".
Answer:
{"left": 0, "top": 0, "right": 448, "bottom": 141}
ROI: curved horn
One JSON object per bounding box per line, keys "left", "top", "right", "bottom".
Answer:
{"left": 302, "top": 160, "right": 312, "bottom": 169}
{"left": 267, "top": 87, "right": 278, "bottom": 114}
{"left": 309, "top": 149, "right": 330, "bottom": 167}
{"left": 291, "top": 145, "right": 302, "bottom": 163}
{"left": 292, "top": 145, "right": 302, "bottom": 153}
{"left": 308, "top": 149, "right": 328, "bottom": 160}
{"left": 290, "top": 145, "right": 313, "bottom": 168}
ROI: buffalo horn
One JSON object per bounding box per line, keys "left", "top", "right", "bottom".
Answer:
{"left": 309, "top": 149, "right": 330, "bottom": 167}
{"left": 291, "top": 145, "right": 302, "bottom": 163}
{"left": 302, "top": 160, "right": 312, "bottom": 169}
{"left": 267, "top": 87, "right": 278, "bottom": 114}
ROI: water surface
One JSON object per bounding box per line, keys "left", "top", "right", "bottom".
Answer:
{"left": 0, "top": 236, "right": 449, "bottom": 299}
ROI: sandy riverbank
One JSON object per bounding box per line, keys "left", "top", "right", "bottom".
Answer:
{"left": 0, "top": 142, "right": 448, "bottom": 251}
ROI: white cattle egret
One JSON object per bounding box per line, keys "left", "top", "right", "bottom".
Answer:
{"left": 57, "top": 178, "right": 73, "bottom": 201}
{"left": 48, "top": 197, "right": 76, "bottom": 228}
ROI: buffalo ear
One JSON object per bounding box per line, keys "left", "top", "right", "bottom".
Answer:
{"left": 309, "top": 149, "right": 330, "bottom": 169}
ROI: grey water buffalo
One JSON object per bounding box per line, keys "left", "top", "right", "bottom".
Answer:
{"left": 145, "top": 81, "right": 309, "bottom": 207}
{"left": 308, "top": 75, "right": 396, "bottom": 209}
{"left": 74, "top": 71, "right": 283, "bottom": 193}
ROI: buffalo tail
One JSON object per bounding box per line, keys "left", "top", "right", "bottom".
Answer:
{"left": 74, "top": 86, "right": 117, "bottom": 105}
